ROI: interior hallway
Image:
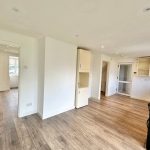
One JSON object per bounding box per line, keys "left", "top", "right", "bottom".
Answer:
{"left": 0, "top": 90, "right": 148, "bottom": 150}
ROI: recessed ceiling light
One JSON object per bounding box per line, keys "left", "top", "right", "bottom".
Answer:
{"left": 12, "top": 7, "right": 20, "bottom": 13}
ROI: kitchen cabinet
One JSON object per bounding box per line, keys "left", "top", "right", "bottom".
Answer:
{"left": 76, "top": 49, "right": 91, "bottom": 108}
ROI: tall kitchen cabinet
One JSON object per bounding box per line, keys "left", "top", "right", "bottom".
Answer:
{"left": 76, "top": 49, "right": 91, "bottom": 108}
{"left": 137, "top": 57, "right": 150, "bottom": 76}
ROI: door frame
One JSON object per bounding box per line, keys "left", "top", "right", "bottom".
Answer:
{"left": 117, "top": 63, "right": 132, "bottom": 96}
{"left": 99, "top": 60, "right": 110, "bottom": 100}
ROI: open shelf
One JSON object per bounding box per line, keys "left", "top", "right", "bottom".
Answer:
{"left": 78, "top": 72, "right": 89, "bottom": 88}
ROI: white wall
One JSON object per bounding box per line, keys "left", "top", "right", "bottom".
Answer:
{"left": 91, "top": 52, "right": 118, "bottom": 100}
{"left": 91, "top": 53, "right": 101, "bottom": 99}
{"left": 37, "top": 38, "right": 45, "bottom": 117}
{"left": 37, "top": 37, "right": 77, "bottom": 119}
{"left": 0, "top": 29, "right": 78, "bottom": 119}
{"left": 0, "top": 52, "right": 9, "bottom": 91}
{"left": 0, "top": 29, "right": 38, "bottom": 117}
{"left": 107, "top": 58, "right": 118, "bottom": 96}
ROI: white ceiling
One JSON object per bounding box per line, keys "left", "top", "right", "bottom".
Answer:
{"left": 0, "top": 0, "right": 150, "bottom": 57}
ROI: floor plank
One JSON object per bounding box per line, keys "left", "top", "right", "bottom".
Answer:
{"left": 0, "top": 90, "right": 148, "bottom": 150}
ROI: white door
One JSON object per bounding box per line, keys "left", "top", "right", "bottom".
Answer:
{"left": 118, "top": 64, "right": 132, "bottom": 96}
{"left": 76, "top": 88, "right": 89, "bottom": 108}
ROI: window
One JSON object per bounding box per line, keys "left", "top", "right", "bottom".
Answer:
{"left": 9, "top": 56, "right": 19, "bottom": 76}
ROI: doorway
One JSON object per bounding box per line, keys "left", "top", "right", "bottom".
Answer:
{"left": 9, "top": 56, "right": 19, "bottom": 89}
{"left": 101, "top": 61, "right": 108, "bottom": 97}
{"left": 118, "top": 63, "right": 132, "bottom": 96}
{"left": 0, "top": 44, "right": 20, "bottom": 117}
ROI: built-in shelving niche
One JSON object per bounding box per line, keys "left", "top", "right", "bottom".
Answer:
{"left": 79, "top": 72, "right": 89, "bottom": 88}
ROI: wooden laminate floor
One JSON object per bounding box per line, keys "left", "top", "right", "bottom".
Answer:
{"left": 0, "top": 89, "right": 148, "bottom": 150}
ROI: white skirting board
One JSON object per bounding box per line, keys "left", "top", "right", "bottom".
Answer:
{"left": 42, "top": 106, "right": 75, "bottom": 120}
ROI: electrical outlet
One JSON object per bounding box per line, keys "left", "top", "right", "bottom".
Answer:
{"left": 26, "top": 103, "right": 32, "bottom": 107}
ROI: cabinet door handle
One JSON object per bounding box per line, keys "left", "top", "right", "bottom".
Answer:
{"left": 79, "top": 91, "right": 80, "bottom": 94}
